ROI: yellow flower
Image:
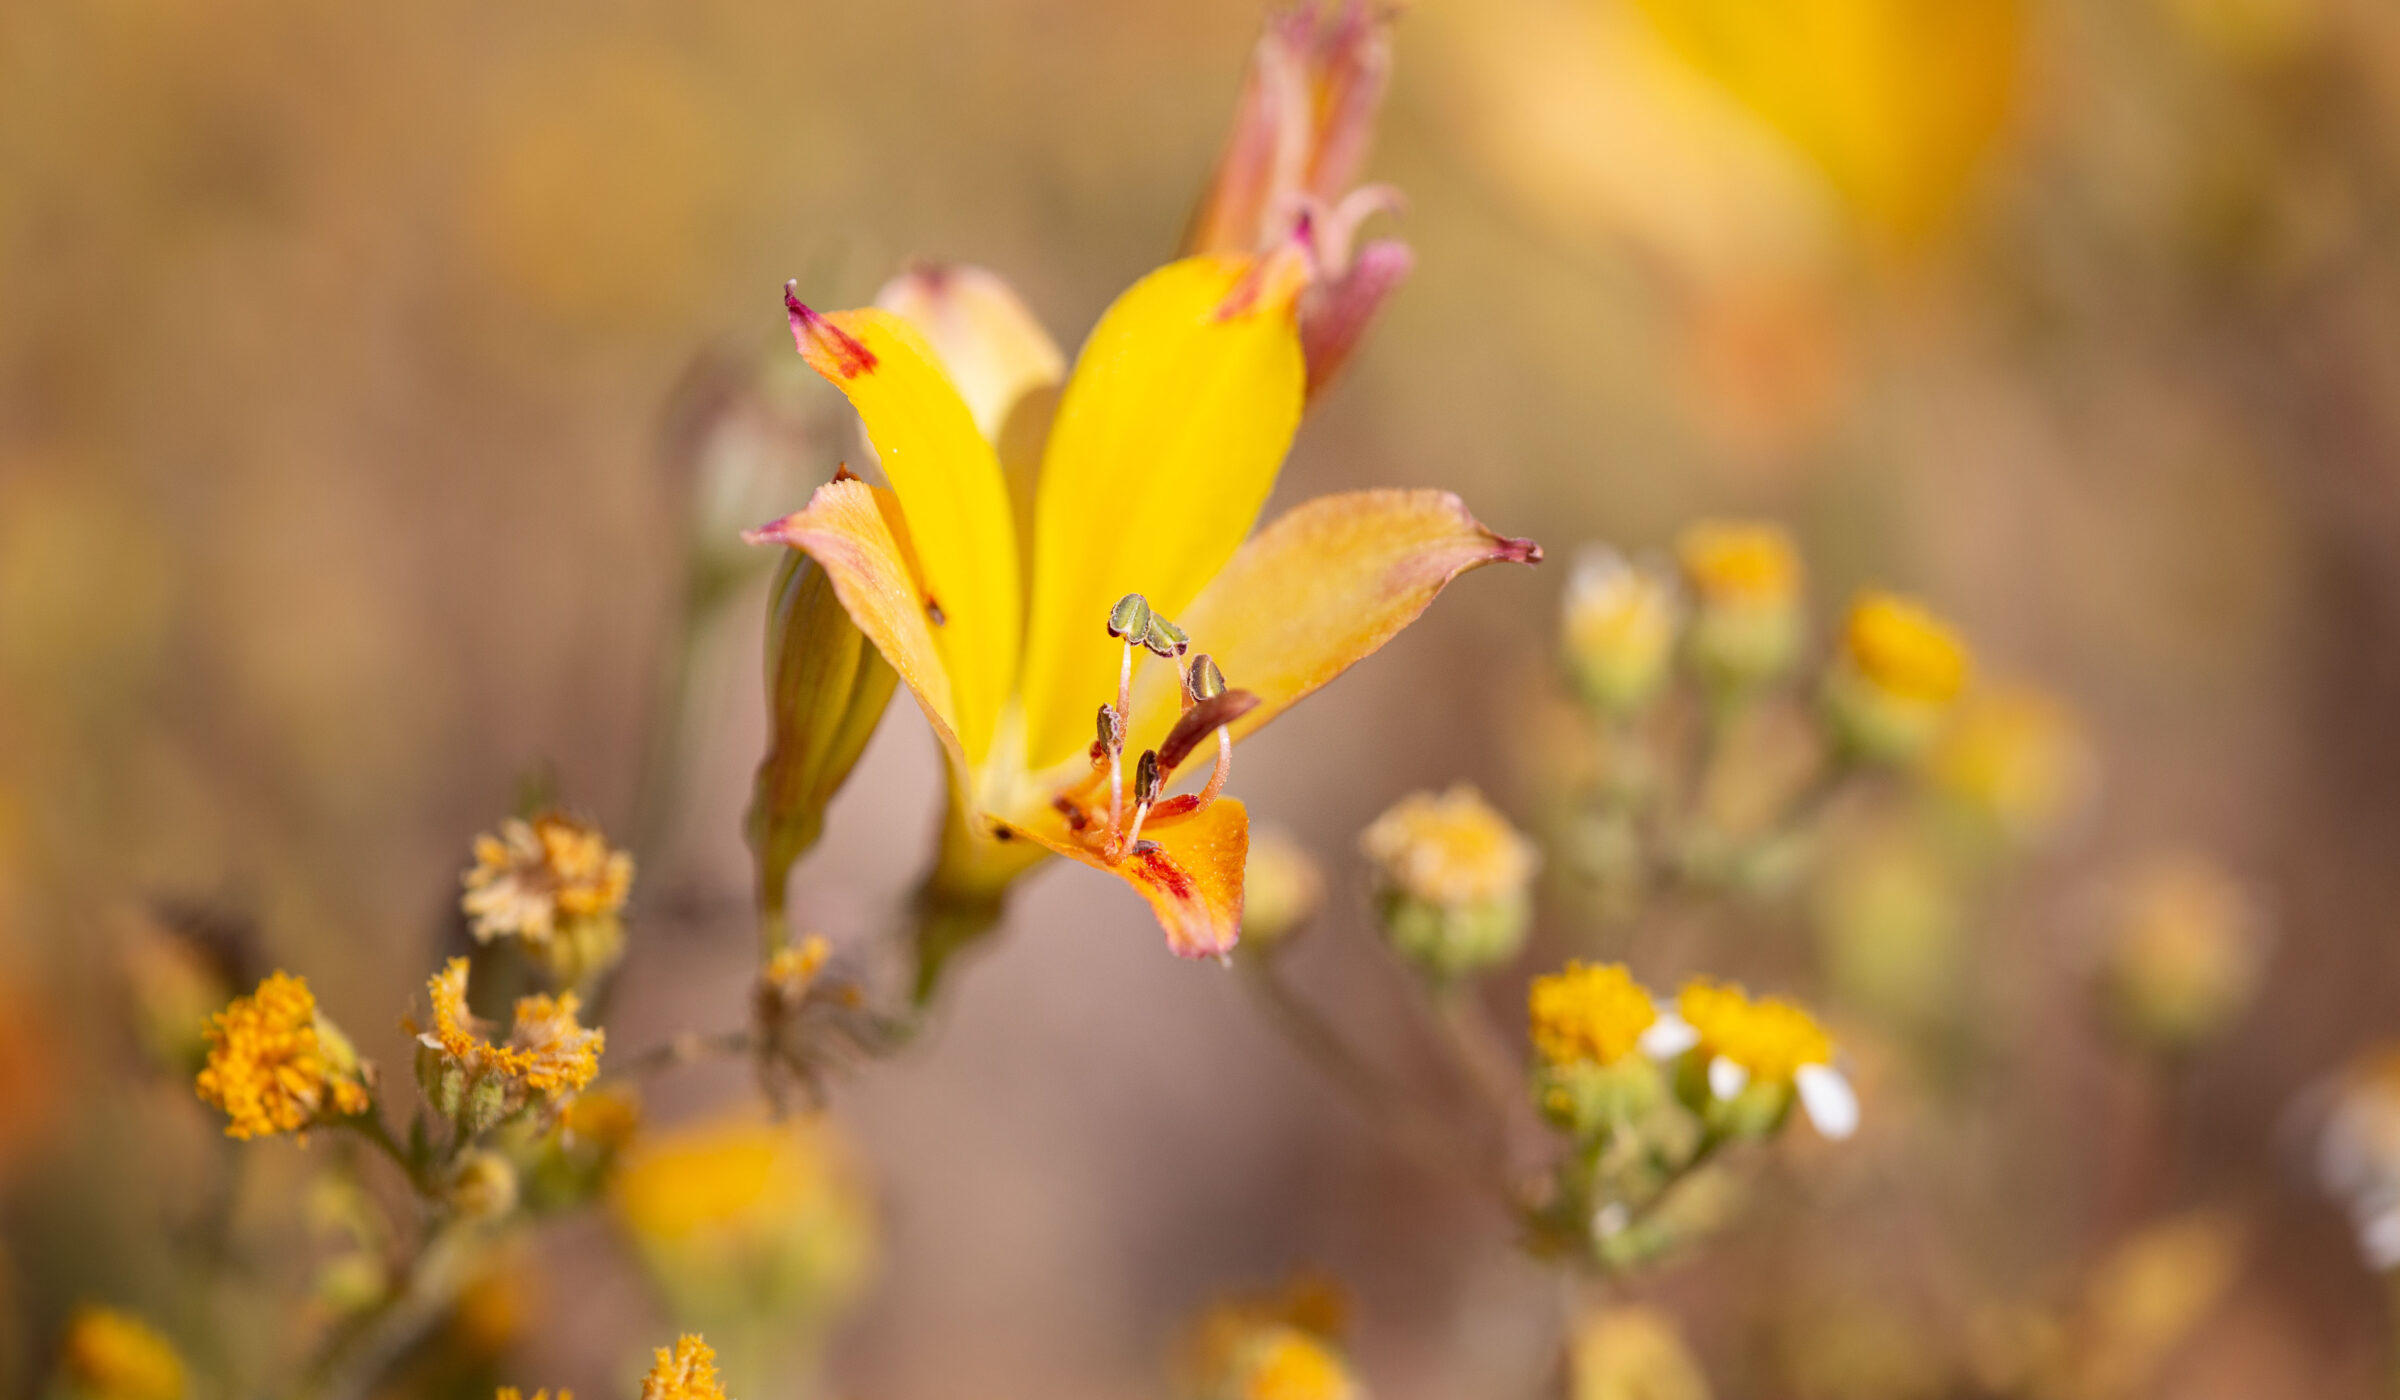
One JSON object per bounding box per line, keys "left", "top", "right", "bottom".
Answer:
{"left": 419, "top": 958, "right": 603, "bottom": 1109}
{"left": 750, "top": 253, "right": 1536, "bottom": 958}
{"left": 1678, "top": 520, "right": 1800, "bottom": 607}
{"left": 1178, "top": 1274, "right": 1359, "bottom": 1400}
{"left": 640, "top": 1335, "right": 724, "bottom": 1400}
{"left": 1530, "top": 962, "right": 1660, "bottom": 1068}
{"left": 57, "top": 1306, "right": 187, "bottom": 1400}
{"left": 762, "top": 934, "right": 832, "bottom": 1003}
{"left": 1839, "top": 591, "right": 1970, "bottom": 706}
{"left": 1238, "top": 829, "right": 1327, "bottom": 953}
{"left": 1362, "top": 786, "right": 1540, "bottom": 908}
{"left": 1660, "top": 979, "right": 1856, "bottom": 1138}
{"left": 194, "top": 972, "right": 370, "bottom": 1140}
{"left": 1570, "top": 1305, "right": 1711, "bottom": 1400}
{"left": 2095, "top": 854, "right": 2263, "bottom": 1052}
{"left": 1362, "top": 786, "right": 1541, "bottom": 979}
{"left": 611, "top": 1113, "right": 875, "bottom": 1323}
{"left": 1676, "top": 520, "right": 1804, "bottom": 690}
{"left": 1925, "top": 685, "right": 2096, "bottom": 845}
{"left": 462, "top": 812, "right": 634, "bottom": 983}
{"left": 1563, "top": 547, "right": 1682, "bottom": 714}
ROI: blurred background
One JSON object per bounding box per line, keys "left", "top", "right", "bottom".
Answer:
{"left": 5, "top": 0, "right": 2400, "bottom": 1395}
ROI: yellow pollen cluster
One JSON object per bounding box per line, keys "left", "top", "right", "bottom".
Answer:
{"left": 1677, "top": 520, "right": 1801, "bottom": 606}
{"left": 1359, "top": 786, "right": 1538, "bottom": 908}
{"left": 1236, "top": 1328, "right": 1355, "bottom": 1400}
{"left": 462, "top": 812, "right": 634, "bottom": 945}
{"left": 194, "top": 972, "right": 368, "bottom": 1140}
{"left": 1676, "top": 979, "right": 1834, "bottom": 1083}
{"left": 424, "top": 959, "right": 603, "bottom": 1099}
{"left": 1841, "top": 590, "right": 1971, "bottom": 705}
{"left": 59, "top": 1306, "right": 188, "bottom": 1400}
{"left": 1528, "top": 961, "right": 1658, "bottom": 1067}
{"left": 640, "top": 1334, "right": 725, "bottom": 1400}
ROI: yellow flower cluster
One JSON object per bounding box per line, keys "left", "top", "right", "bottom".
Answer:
{"left": 1677, "top": 520, "right": 1801, "bottom": 606}
{"left": 1675, "top": 979, "right": 1834, "bottom": 1084}
{"left": 1360, "top": 785, "right": 1539, "bottom": 908}
{"left": 462, "top": 812, "right": 633, "bottom": 946}
{"left": 58, "top": 1306, "right": 187, "bottom": 1400}
{"left": 423, "top": 958, "right": 603, "bottom": 1100}
{"left": 194, "top": 972, "right": 369, "bottom": 1140}
{"left": 640, "top": 1334, "right": 725, "bottom": 1400}
{"left": 1840, "top": 590, "right": 1970, "bottom": 706}
{"left": 1529, "top": 962, "right": 1659, "bottom": 1068}
{"left": 1180, "top": 1273, "right": 1359, "bottom": 1400}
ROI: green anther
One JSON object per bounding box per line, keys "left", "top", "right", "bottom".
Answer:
{"left": 1142, "top": 614, "right": 1189, "bottom": 658}
{"left": 1187, "top": 653, "right": 1227, "bottom": 701}
{"left": 1135, "top": 749, "right": 1162, "bottom": 804}
{"left": 1095, "top": 703, "right": 1124, "bottom": 755}
{"left": 1108, "top": 593, "right": 1153, "bottom": 641}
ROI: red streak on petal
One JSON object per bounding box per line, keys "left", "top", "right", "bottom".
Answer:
{"left": 784, "top": 284, "right": 878, "bottom": 379}
{"left": 1133, "top": 845, "right": 1198, "bottom": 906}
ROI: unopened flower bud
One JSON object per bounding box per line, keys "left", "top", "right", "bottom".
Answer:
{"left": 1822, "top": 589, "right": 1972, "bottom": 764}
{"left": 418, "top": 1046, "right": 466, "bottom": 1119}
{"left": 1562, "top": 547, "right": 1682, "bottom": 716}
{"left": 2093, "top": 854, "right": 2264, "bottom": 1053}
{"left": 1188, "top": 653, "right": 1228, "bottom": 702}
{"left": 1143, "top": 613, "right": 1190, "bottom": 658}
{"left": 1677, "top": 519, "right": 1804, "bottom": 695}
{"left": 1239, "top": 830, "right": 1326, "bottom": 955}
{"left": 447, "top": 1150, "right": 520, "bottom": 1222}
{"left": 1108, "top": 593, "right": 1153, "bottom": 641}
{"left": 461, "top": 1074, "right": 509, "bottom": 1137}
{"left": 1360, "top": 786, "right": 1539, "bottom": 982}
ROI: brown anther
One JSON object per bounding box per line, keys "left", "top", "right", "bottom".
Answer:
{"left": 1134, "top": 750, "right": 1162, "bottom": 805}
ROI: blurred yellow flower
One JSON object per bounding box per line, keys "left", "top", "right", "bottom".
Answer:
{"left": 640, "top": 1335, "right": 724, "bottom": 1400}
{"left": 762, "top": 934, "right": 832, "bottom": 1004}
{"left": 611, "top": 1112, "right": 875, "bottom": 1324}
{"left": 1362, "top": 786, "right": 1540, "bottom": 979}
{"left": 1839, "top": 591, "right": 1971, "bottom": 706}
{"left": 57, "top": 1306, "right": 186, "bottom": 1400}
{"left": 1227, "top": 1327, "right": 1357, "bottom": 1400}
{"left": 1926, "top": 685, "right": 2098, "bottom": 846}
{"left": 419, "top": 958, "right": 603, "bottom": 1107}
{"left": 1239, "top": 829, "right": 1327, "bottom": 953}
{"left": 1570, "top": 1305, "right": 1711, "bottom": 1400}
{"left": 2095, "top": 854, "right": 2263, "bottom": 1052}
{"left": 1678, "top": 520, "right": 1804, "bottom": 690}
{"left": 1563, "top": 547, "right": 1683, "bottom": 715}
{"left": 1530, "top": 962, "right": 1660, "bottom": 1068}
{"left": 194, "top": 972, "right": 370, "bottom": 1140}
{"left": 462, "top": 811, "right": 633, "bottom": 985}
{"left": 1178, "top": 1274, "right": 1359, "bottom": 1400}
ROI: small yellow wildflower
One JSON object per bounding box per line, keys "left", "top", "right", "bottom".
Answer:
{"left": 1661, "top": 979, "right": 1855, "bottom": 1139}
{"left": 1362, "top": 786, "right": 1538, "bottom": 908}
{"left": 194, "top": 972, "right": 370, "bottom": 1140}
{"left": 2095, "top": 854, "right": 2262, "bottom": 1052}
{"left": 1240, "top": 830, "right": 1326, "bottom": 953}
{"left": 641, "top": 1334, "right": 726, "bottom": 1400}
{"left": 1563, "top": 547, "right": 1681, "bottom": 715}
{"left": 57, "top": 1306, "right": 187, "bottom": 1400}
{"left": 559, "top": 1084, "right": 641, "bottom": 1150}
{"left": 1530, "top": 962, "right": 1659, "bottom": 1068}
{"left": 418, "top": 958, "right": 603, "bottom": 1116}
{"left": 1362, "top": 785, "right": 1539, "bottom": 980}
{"left": 1570, "top": 1305, "right": 1711, "bottom": 1400}
{"left": 1229, "top": 1327, "right": 1357, "bottom": 1400}
{"left": 462, "top": 811, "right": 633, "bottom": 983}
{"left": 1839, "top": 591, "right": 1970, "bottom": 706}
{"left": 1926, "top": 684, "right": 2095, "bottom": 846}
{"left": 1676, "top": 519, "right": 1804, "bottom": 690}
{"left": 1678, "top": 520, "right": 1800, "bottom": 606}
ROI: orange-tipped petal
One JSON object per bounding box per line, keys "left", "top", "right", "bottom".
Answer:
{"left": 1018, "top": 255, "right": 1306, "bottom": 772}
{"left": 1008, "top": 798, "right": 1250, "bottom": 959}
{"left": 785, "top": 289, "right": 1021, "bottom": 764}
{"left": 745, "top": 477, "right": 967, "bottom": 780}
{"left": 1125, "top": 489, "right": 1540, "bottom": 752}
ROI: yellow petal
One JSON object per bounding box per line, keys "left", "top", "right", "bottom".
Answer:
{"left": 745, "top": 475, "right": 965, "bottom": 778}
{"left": 1126, "top": 489, "right": 1540, "bottom": 752}
{"left": 873, "top": 263, "right": 1065, "bottom": 445}
{"left": 1007, "top": 798, "right": 1250, "bottom": 959}
{"left": 787, "top": 291, "right": 1021, "bottom": 763}
{"left": 1017, "top": 254, "right": 1308, "bottom": 772}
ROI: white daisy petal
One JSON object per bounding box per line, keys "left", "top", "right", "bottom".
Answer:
{"left": 1796, "top": 1062, "right": 1860, "bottom": 1141}
{"left": 1708, "top": 1056, "right": 1749, "bottom": 1101}
{"left": 1640, "top": 1011, "right": 1699, "bottom": 1059}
